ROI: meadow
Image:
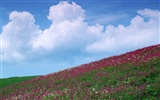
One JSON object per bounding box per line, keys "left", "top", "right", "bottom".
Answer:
{"left": 0, "top": 76, "right": 38, "bottom": 89}
{"left": 0, "top": 44, "right": 160, "bottom": 100}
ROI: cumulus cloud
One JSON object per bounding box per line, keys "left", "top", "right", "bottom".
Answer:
{"left": 0, "top": 11, "right": 41, "bottom": 62}
{"left": 86, "top": 9, "right": 159, "bottom": 53}
{"left": 32, "top": 17, "right": 88, "bottom": 51}
{"left": 0, "top": 1, "right": 159, "bottom": 63}
{"left": 47, "top": 1, "right": 85, "bottom": 23}
{"left": 32, "top": 1, "right": 90, "bottom": 51}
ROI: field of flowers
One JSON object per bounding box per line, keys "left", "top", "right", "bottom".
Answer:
{"left": 0, "top": 44, "right": 160, "bottom": 100}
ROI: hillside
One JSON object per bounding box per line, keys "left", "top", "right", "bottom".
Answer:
{"left": 0, "top": 44, "right": 160, "bottom": 100}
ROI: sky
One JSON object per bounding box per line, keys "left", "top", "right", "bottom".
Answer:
{"left": 0, "top": 0, "right": 159, "bottom": 78}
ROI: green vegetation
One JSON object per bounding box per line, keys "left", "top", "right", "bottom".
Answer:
{"left": 0, "top": 44, "right": 160, "bottom": 99}
{"left": 43, "top": 57, "right": 160, "bottom": 99}
{"left": 0, "top": 76, "right": 38, "bottom": 88}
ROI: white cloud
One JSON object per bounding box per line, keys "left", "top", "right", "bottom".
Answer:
{"left": 32, "top": 1, "right": 90, "bottom": 51}
{"left": 86, "top": 9, "right": 159, "bottom": 53}
{"left": 32, "top": 17, "right": 88, "bottom": 51}
{"left": 1, "top": 11, "right": 42, "bottom": 62}
{"left": 47, "top": 1, "right": 85, "bottom": 23}
{"left": 137, "top": 8, "right": 159, "bottom": 18}
{"left": 0, "top": 1, "right": 159, "bottom": 64}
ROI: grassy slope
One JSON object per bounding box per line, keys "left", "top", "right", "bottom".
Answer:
{"left": 0, "top": 76, "right": 38, "bottom": 88}
{"left": 0, "top": 44, "right": 160, "bottom": 100}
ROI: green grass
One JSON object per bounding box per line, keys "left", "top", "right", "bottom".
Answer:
{"left": 43, "top": 58, "right": 160, "bottom": 99}
{"left": 0, "top": 44, "right": 160, "bottom": 99}
{"left": 0, "top": 76, "right": 38, "bottom": 88}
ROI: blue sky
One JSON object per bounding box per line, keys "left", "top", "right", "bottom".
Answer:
{"left": 0, "top": 0, "right": 159, "bottom": 78}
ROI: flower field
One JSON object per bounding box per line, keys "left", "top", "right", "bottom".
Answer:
{"left": 0, "top": 44, "right": 160, "bottom": 100}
